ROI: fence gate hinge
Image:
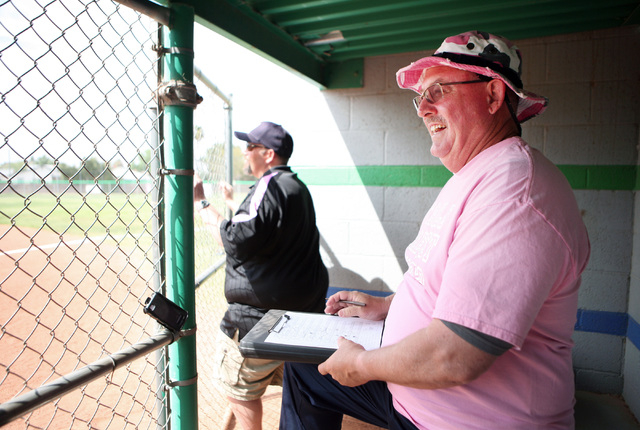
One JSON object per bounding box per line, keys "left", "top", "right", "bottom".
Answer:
{"left": 157, "top": 80, "right": 203, "bottom": 108}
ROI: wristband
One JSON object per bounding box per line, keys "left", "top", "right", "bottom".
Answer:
{"left": 198, "top": 199, "right": 210, "bottom": 210}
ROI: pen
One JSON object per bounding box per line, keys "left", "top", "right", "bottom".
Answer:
{"left": 326, "top": 299, "right": 366, "bottom": 307}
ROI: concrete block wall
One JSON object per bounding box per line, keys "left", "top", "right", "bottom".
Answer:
{"left": 627, "top": 192, "right": 640, "bottom": 416}
{"left": 522, "top": 28, "right": 639, "bottom": 407}
{"left": 286, "top": 26, "right": 639, "bottom": 418}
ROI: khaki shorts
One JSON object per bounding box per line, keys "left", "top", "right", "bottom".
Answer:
{"left": 213, "top": 329, "right": 283, "bottom": 401}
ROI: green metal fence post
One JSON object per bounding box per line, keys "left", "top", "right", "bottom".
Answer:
{"left": 162, "top": 3, "right": 198, "bottom": 429}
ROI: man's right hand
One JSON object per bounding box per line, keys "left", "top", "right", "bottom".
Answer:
{"left": 324, "top": 291, "right": 394, "bottom": 321}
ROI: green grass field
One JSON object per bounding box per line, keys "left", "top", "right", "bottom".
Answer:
{"left": 0, "top": 190, "right": 225, "bottom": 277}
{"left": 0, "top": 192, "right": 156, "bottom": 238}
{"left": 0, "top": 189, "right": 230, "bottom": 287}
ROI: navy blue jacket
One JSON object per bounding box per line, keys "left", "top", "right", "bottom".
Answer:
{"left": 219, "top": 166, "right": 328, "bottom": 339}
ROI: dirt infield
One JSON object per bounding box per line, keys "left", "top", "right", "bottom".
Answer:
{"left": 0, "top": 222, "right": 242, "bottom": 429}
{"left": 0, "top": 224, "right": 161, "bottom": 429}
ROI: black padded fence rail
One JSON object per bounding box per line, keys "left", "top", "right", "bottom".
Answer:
{"left": 0, "top": 330, "right": 176, "bottom": 427}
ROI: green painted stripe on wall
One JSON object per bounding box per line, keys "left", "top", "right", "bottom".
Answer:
{"left": 293, "top": 165, "right": 639, "bottom": 191}
{"left": 560, "top": 165, "right": 637, "bottom": 190}
{"left": 295, "top": 166, "right": 452, "bottom": 187}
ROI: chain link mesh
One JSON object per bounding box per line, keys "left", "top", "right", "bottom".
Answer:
{"left": 192, "top": 72, "right": 235, "bottom": 429}
{"left": 0, "top": 0, "right": 267, "bottom": 428}
{"left": 2, "top": 0, "right": 176, "bottom": 428}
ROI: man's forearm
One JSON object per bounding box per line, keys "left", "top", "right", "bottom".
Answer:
{"left": 321, "top": 319, "right": 498, "bottom": 389}
{"left": 225, "top": 198, "right": 239, "bottom": 214}
{"left": 198, "top": 205, "right": 224, "bottom": 246}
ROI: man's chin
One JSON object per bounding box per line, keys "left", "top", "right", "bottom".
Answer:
{"left": 430, "top": 141, "right": 451, "bottom": 159}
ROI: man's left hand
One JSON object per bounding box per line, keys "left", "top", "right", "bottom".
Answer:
{"left": 318, "top": 337, "right": 369, "bottom": 387}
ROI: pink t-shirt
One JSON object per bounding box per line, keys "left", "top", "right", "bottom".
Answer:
{"left": 382, "top": 137, "right": 590, "bottom": 429}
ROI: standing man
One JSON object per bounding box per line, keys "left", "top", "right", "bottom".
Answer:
{"left": 194, "top": 121, "right": 328, "bottom": 430}
{"left": 280, "top": 31, "right": 590, "bottom": 429}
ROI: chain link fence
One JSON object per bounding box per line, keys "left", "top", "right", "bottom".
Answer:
{"left": 192, "top": 68, "right": 236, "bottom": 429}
{"left": 0, "top": 0, "right": 231, "bottom": 428}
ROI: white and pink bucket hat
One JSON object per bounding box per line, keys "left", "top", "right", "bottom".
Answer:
{"left": 396, "top": 31, "right": 548, "bottom": 123}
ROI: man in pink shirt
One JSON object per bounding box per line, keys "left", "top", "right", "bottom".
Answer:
{"left": 279, "top": 31, "right": 590, "bottom": 429}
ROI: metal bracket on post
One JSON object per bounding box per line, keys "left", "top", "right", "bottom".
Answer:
{"left": 156, "top": 80, "right": 203, "bottom": 108}
{"left": 178, "top": 326, "right": 197, "bottom": 339}
{"left": 158, "top": 168, "right": 194, "bottom": 177}
{"left": 164, "top": 374, "right": 198, "bottom": 391}
{"left": 152, "top": 45, "right": 194, "bottom": 57}
{"left": 161, "top": 327, "right": 197, "bottom": 391}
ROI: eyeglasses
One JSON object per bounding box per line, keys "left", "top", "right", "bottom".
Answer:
{"left": 412, "top": 79, "right": 488, "bottom": 111}
{"left": 245, "top": 143, "right": 265, "bottom": 151}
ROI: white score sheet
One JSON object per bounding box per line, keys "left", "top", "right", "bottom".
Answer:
{"left": 265, "top": 311, "right": 384, "bottom": 351}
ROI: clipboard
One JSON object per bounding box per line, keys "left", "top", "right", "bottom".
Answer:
{"left": 239, "top": 309, "right": 385, "bottom": 364}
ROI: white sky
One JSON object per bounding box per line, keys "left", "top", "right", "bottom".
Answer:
{"left": 0, "top": 2, "right": 321, "bottom": 168}
{"left": 193, "top": 23, "right": 322, "bottom": 141}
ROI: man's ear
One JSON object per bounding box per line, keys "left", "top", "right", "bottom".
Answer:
{"left": 487, "top": 80, "right": 507, "bottom": 115}
{"left": 264, "top": 148, "right": 276, "bottom": 164}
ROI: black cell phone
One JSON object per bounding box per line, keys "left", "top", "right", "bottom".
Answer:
{"left": 143, "top": 292, "right": 188, "bottom": 332}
